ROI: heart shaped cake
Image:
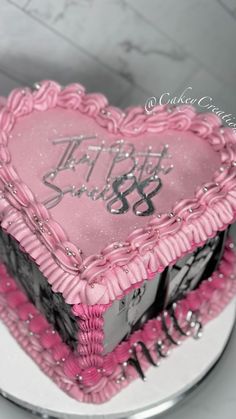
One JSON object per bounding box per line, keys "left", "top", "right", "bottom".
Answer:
{"left": 0, "top": 80, "right": 236, "bottom": 404}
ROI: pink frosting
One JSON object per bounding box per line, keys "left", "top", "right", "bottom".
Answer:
{"left": 0, "top": 239, "right": 235, "bottom": 403}
{"left": 0, "top": 81, "right": 236, "bottom": 305}
{"left": 0, "top": 96, "right": 6, "bottom": 111}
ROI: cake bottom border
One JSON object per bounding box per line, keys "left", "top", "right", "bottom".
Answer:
{"left": 0, "top": 293, "right": 235, "bottom": 419}
{"left": 0, "top": 239, "right": 236, "bottom": 404}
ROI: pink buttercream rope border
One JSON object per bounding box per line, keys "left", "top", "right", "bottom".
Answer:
{"left": 0, "top": 239, "right": 235, "bottom": 404}
{"left": 0, "top": 81, "right": 236, "bottom": 304}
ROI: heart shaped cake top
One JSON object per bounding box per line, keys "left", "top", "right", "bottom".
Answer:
{"left": 0, "top": 80, "right": 236, "bottom": 305}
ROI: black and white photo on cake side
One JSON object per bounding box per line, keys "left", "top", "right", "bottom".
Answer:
{"left": 0, "top": 227, "right": 228, "bottom": 356}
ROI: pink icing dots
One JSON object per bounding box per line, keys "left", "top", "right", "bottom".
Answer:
{"left": 63, "top": 355, "right": 81, "bottom": 379}
{"left": 80, "top": 367, "right": 102, "bottom": 387}
{"left": 51, "top": 342, "right": 70, "bottom": 362}
{"left": 40, "top": 329, "right": 62, "bottom": 349}
{"left": 29, "top": 316, "right": 50, "bottom": 334}
{"left": 0, "top": 243, "right": 235, "bottom": 404}
{"left": 6, "top": 290, "right": 28, "bottom": 308}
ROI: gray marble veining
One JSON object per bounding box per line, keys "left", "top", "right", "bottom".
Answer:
{"left": 216, "top": 0, "right": 236, "bottom": 19}
{"left": 22, "top": 0, "right": 196, "bottom": 96}
{"left": 1, "top": 0, "right": 132, "bottom": 105}
{"left": 0, "top": 0, "right": 235, "bottom": 113}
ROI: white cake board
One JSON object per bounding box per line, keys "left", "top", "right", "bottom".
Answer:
{"left": 0, "top": 301, "right": 235, "bottom": 419}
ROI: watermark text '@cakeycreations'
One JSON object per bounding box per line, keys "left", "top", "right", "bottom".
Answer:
{"left": 145, "top": 87, "right": 236, "bottom": 133}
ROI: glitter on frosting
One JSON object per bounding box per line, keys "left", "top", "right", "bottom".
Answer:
{"left": 0, "top": 81, "right": 236, "bottom": 305}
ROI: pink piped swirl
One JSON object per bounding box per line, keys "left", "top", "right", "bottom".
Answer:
{"left": 57, "top": 83, "right": 85, "bottom": 109}
{"left": 0, "top": 96, "right": 6, "bottom": 110}
{"left": 190, "top": 112, "right": 221, "bottom": 138}
{"left": 32, "top": 80, "right": 61, "bottom": 111}
{"left": 80, "top": 93, "right": 108, "bottom": 116}
{"left": 7, "top": 88, "right": 34, "bottom": 117}
{"left": 63, "top": 355, "right": 81, "bottom": 379}
{"left": 168, "top": 105, "right": 196, "bottom": 131}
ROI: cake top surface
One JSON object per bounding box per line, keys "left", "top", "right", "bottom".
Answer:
{"left": 0, "top": 81, "right": 236, "bottom": 305}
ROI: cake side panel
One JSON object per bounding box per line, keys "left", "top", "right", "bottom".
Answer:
{"left": 0, "top": 227, "right": 79, "bottom": 350}
{"left": 101, "top": 230, "right": 227, "bottom": 354}
{"left": 0, "top": 222, "right": 228, "bottom": 359}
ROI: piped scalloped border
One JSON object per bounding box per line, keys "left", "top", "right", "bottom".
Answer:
{"left": 0, "top": 239, "right": 235, "bottom": 404}
{"left": 0, "top": 80, "right": 236, "bottom": 305}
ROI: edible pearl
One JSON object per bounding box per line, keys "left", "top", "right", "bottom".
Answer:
{"left": 34, "top": 82, "right": 41, "bottom": 90}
